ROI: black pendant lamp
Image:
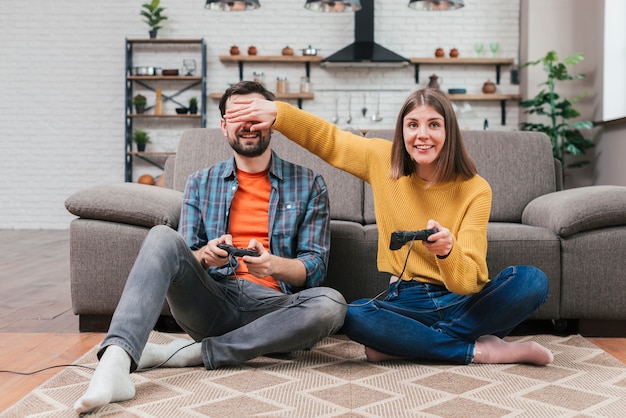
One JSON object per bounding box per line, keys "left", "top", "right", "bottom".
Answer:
{"left": 304, "top": 1, "right": 361, "bottom": 12}
{"left": 408, "top": 0, "right": 464, "bottom": 10}
{"left": 205, "top": 0, "right": 261, "bottom": 11}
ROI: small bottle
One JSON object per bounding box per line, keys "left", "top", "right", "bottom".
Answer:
{"left": 155, "top": 89, "right": 162, "bottom": 115}
{"left": 276, "top": 76, "right": 288, "bottom": 94}
{"left": 300, "top": 76, "right": 310, "bottom": 93}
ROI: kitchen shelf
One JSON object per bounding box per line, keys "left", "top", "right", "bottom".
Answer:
{"left": 219, "top": 55, "right": 323, "bottom": 79}
{"left": 209, "top": 92, "right": 314, "bottom": 101}
{"left": 447, "top": 93, "right": 522, "bottom": 125}
{"left": 216, "top": 55, "right": 321, "bottom": 108}
{"left": 409, "top": 57, "right": 515, "bottom": 84}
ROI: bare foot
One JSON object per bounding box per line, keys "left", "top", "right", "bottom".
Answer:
{"left": 364, "top": 346, "right": 409, "bottom": 362}
{"left": 473, "top": 335, "right": 553, "bottom": 365}
{"left": 73, "top": 345, "right": 135, "bottom": 413}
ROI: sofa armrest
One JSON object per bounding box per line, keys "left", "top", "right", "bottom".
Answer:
{"left": 522, "top": 185, "right": 626, "bottom": 237}
{"left": 65, "top": 183, "right": 183, "bottom": 229}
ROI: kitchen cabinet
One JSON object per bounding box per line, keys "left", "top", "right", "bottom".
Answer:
{"left": 125, "top": 38, "right": 207, "bottom": 182}
{"left": 410, "top": 57, "right": 520, "bottom": 125}
{"left": 213, "top": 55, "right": 321, "bottom": 108}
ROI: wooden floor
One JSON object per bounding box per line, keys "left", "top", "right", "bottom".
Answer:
{"left": 0, "top": 230, "right": 624, "bottom": 413}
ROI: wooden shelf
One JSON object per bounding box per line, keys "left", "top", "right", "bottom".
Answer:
{"left": 219, "top": 55, "right": 323, "bottom": 63}
{"left": 447, "top": 93, "right": 521, "bottom": 101}
{"left": 219, "top": 55, "right": 322, "bottom": 88}
{"left": 409, "top": 57, "right": 515, "bottom": 84}
{"left": 446, "top": 93, "right": 522, "bottom": 126}
{"left": 209, "top": 92, "right": 314, "bottom": 100}
{"left": 409, "top": 57, "right": 514, "bottom": 65}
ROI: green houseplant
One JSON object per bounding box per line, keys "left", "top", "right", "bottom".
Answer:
{"left": 519, "top": 50, "right": 594, "bottom": 169}
{"left": 132, "top": 129, "right": 151, "bottom": 152}
{"left": 140, "top": 0, "right": 168, "bottom": 39}
{"left": 132, "top": 94, "right": 147, "bottom": 114}
{"left": 188, "top": 96, "right": 198, "bottom": 114}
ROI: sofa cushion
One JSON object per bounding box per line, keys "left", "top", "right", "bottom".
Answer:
{"left": 65, "top": 183, "right": 183, "bottom": 228}
{"left": 463, "top": 131, "right": 557, "bottom": 223}
{"left": 522, "top": 185, "right": 626, "bottom": 237}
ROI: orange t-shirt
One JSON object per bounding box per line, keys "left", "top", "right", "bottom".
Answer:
{"left": 228, "top": 168, "right": 280, "bottom": 291}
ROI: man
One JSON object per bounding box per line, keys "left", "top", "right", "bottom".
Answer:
{"left": 74, "top": 81, "right": 346, "bottom": 413}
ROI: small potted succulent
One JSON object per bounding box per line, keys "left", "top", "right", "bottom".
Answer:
{"left": 188, "top": 96, "right": 198, "bottom": 114}
{"left": 132, "top": 94, "right": 147, "bottom": 114}
{"left": 132, "top": 129, "right": 151, "bottom": 152}
{"left": 140, "top": 0, "right": 168, "bottom": 39}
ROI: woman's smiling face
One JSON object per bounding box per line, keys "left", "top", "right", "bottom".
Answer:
{"left": 402, "top": 104, "right": 446, "bottom": 181}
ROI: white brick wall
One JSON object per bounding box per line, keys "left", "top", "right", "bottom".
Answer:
{"left": 0, "top": 0, "right": 520, "bottom": 229}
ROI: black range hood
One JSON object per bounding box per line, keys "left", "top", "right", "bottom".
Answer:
{"left": 321, "top": 0, "right": 409, "bottom": 67}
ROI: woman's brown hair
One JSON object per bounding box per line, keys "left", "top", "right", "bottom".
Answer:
{"left": 390, "top": 88, "right": 477, "bottom": 184}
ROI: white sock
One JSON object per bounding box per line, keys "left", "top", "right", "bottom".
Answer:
{"left": 73, "top": 345, "right": 135, "bottom": 413}
{"left": 137, "top": 338, "right": 203, "bottom": 369}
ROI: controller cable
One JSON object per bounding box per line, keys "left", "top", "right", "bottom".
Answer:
{"left": 0, "top": 247, "right": 413, "bottom": 376}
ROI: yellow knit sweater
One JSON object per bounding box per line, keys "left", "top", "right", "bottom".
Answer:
{"left": 274, "top": 102, "right": 492, "bottom": 294}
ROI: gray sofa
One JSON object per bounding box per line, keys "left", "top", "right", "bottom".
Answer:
{"left": 65, "top": 128, "right": 626, "bottom": 332}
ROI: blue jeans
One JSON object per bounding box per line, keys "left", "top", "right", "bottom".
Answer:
{"left": 342, "top": 265, "right": 549, "bottom": 364}
{"left": 100, "top": 225, "right": 346, "bottom": 371}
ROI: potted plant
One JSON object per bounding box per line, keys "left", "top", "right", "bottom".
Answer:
{"left": 140, "top": 0, "right": 168, "bottom": 39}
{"left": 188, "top": 96, "right": 198, "bottom": 114}
{"left": 132, "top": 94, "right": 147, "bottom": 114}
{"left": 132, "top": 129, "right": 151, "bottom": 152}
{"left": 519, "top": 51, "right": 594, "bottom": 170}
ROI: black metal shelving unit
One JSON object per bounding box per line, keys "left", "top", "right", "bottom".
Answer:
{"left": 124, "top": 38, "right": 207, "bottom": 182}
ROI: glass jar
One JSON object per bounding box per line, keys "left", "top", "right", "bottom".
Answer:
{"left": 276, "top": 76, "right": 288, "bottom": 94}
{"left": 253, "top": 71, "right": 265, "bottom": 86}
{"left": 300, "top": 76, "right": 310, "bottom": 93}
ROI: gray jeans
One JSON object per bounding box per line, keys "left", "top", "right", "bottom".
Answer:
{"left": 100, "top": 225, "right": 346, "bottom": 371}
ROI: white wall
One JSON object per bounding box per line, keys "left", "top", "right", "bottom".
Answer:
{"left": 1, "top": 0, "right": 521, "bottom": 229}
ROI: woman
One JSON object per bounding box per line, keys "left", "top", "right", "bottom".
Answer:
{"left": 225, "top": 88, "right": 553, "bottom": 366}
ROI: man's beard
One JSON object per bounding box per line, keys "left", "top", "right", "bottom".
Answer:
{"left": 229, "top": 130, "right": 271, "bottom": 157}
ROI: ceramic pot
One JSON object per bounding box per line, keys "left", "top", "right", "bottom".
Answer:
{"left": 482, "top": 79, "right": 497, "bottom": 94}
{"left": 248, "top": 46, "right": 257, "bottom": 55}
{"left": 435, "top": 47, "right": 445, "bottom": 58}
{"left": 450, "top": 48, "right": 459, "bottom": 58}
{"left": 428, "top": 74, "right": 443, "bottom": 90}
{"left": 282, "top": 46, "right": 294, "bottom": 56}
{"left": 230, "top": 45, "right": 240, "bottom": 55}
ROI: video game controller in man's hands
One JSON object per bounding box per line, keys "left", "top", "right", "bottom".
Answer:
{"left": 389, "top": 228, "right": 438, "bottom": 250}
{"left": 217, "top": 244, "right": 260, "bottom": 257}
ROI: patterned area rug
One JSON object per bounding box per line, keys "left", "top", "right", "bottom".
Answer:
{"left": 3, "top": 333, "right": 626, "bottom": 417}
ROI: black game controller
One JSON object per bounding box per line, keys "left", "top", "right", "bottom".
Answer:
{"left": 389, "top": 228, "right": 438, "bottom": 250}
{"left": 218, "top": 244, "right": 260, "bottom": 257}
